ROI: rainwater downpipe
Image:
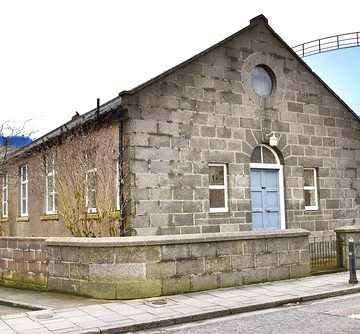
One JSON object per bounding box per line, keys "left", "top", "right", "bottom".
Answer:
{"left": 118, "top": 102, "right": 125, "bottom": 236}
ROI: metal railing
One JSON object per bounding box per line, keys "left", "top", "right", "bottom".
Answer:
{"left": 293, "top": 32, "right": 360, "bottom": 58}
{"left": 309, "top": 235, "right": 342, "bottom": 274}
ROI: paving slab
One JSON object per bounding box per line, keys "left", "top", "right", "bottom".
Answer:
{"left": 0, "top": 271, "right": 360, "bottom": 333}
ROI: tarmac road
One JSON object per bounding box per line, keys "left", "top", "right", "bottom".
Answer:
{"left": 139, "top": 293, "right": 360, "bottom": 334}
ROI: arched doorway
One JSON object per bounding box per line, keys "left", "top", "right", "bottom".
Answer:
{"left": 250, "top": 145, "right": 285, "bottom": 230}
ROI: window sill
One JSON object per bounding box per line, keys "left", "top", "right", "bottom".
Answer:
{"left": 40, "top": 214, "right": 59, "bottom": 221}
{"left": 305, "top": 208, "right": 320, "bottom": 213}
{"left": 16, "top": 216, "right": 29, "bottom": 222}
{"left": 209, "top": 211, "right": 231, "bottom": 216}
{"left": 0, "top": 218, "right": 8, "bottom": 223}
{"left": 80, "top": 212, "right": 121, "bottom": 220}
{"left": 81, "top": 213, "right": 99, "bottom": 220}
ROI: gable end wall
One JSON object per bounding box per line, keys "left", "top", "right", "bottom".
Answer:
{"left": 121, "top": 20, "right": 360, "bottom": 236}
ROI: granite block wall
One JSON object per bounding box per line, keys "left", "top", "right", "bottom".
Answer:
{"left": 0, "top": 237, "right": 47, "bottom": 289}
{"left": 46, "top": 229, "right": 310, "bottom": 299}
{"left": 120, "top": 16, "right": 360, "bottom": 235}
{"left": 335, "top": 225, "right": 360, "bottom": 270}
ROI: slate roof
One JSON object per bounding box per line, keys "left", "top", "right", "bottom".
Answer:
{"left": 9, "top": 14, "right": 360, "bottom": 159}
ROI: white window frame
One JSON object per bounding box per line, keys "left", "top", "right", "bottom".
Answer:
{"left": 20, "top": 165, "right": 28, "bottom": 217}
{"left": 2, "top": 174, "right": 8, "bottom": 218}
{"left": 86, "top": 167, "right": 97, "bottom": 214}
{"left": 304, "top": 168, "right": 319, "bottom": 211}
{"left": 209, "top": 163, "right": 229, "bottom": 213}
{"left": 45, "top": 156, "right": 57, "bottom": 214}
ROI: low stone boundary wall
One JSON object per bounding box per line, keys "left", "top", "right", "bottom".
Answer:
{"left": 335, "top": 225, "right": 360, "bottom": 270}
{"left": 0, "top": 237, "right": 47, "bottom": 289}
{"left": 46, "top": 229, "right": 310, "bottom": 299}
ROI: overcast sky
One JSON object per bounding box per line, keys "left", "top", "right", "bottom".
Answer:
{"left": 1, "top": 0, "right": 359, "bottom": 137}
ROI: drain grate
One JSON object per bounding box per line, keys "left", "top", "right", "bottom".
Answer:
{"left": 151, "top": 299, "right": 168, "bottom": 305}
{"left": 35, "top": 313, "right": 54, "bottom": 320}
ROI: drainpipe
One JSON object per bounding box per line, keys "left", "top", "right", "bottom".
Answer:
{"left": 118, "top": 101, "right": 125, "bottom": 236}
{"left": 96, "top": 98, "right": 100, "bottom": 117}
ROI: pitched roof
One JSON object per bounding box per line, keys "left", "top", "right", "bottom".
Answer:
{"left": 8, "top": 14, "right": 360, "bottom": 159}
{"left": 119, "top": 14, "right": 360, "bottom": 122}
{"left": 8, "top": 95, "right": 121, "bottom": 159}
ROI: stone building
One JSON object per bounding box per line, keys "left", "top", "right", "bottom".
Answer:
{"left": 1, "top": 15, "right": 359, "bottom": 237}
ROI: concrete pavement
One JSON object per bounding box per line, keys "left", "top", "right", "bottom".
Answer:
{"left": 0, "top": 270, "right": 360, "bottom": 334}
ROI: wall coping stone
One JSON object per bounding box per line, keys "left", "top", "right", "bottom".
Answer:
{"left": 0, "top": 237, "right": 47, "bottom": 241}
{"left": 335, "top": 225, "right": 360, "bottom": 233}
{"left": 46, "top": 229, "right": 310, "bottom": 247}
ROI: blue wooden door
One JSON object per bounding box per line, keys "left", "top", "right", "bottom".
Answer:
{"left": 250, "top": 169, "right": 280, "bottom": 230}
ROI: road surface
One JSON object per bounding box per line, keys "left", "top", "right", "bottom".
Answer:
{"left": 139, "top": 293, "right": 360, "bottom": 334}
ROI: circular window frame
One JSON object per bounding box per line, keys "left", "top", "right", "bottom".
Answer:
{"left": 251, "top": 65, "right": 276, "bottom": 98}
{"left": 242, "top": 53, "right": 286, "bottom": 109}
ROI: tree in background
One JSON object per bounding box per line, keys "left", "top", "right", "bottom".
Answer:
{"left": 0, "top": 120, "right": 35, "bottom": 235}
{"left": 32, "top": 122, "right": 125, "bottom": 237}
{"left": 0, "top": 120, "right": 34, "bottom": 173}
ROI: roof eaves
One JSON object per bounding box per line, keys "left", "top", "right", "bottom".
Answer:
{"left": 9, "top": 95, "right": 122, "bottom": 159}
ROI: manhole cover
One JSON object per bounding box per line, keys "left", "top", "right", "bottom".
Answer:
{"left": 36, "top": 314, "right": 54, "bottom": 320}
{"left": 151, "top": 299, "right": 168, "bottom": 305}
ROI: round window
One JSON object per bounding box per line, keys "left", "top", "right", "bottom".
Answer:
{"left": 251, "top": 65, "right": 275, "bottom": 97}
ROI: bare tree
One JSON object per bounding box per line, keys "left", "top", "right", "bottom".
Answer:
{"left": 31, "top": 121, "right": 125, "bottom": 237}
{"left": 0, "top": 119, "right": 36, "bottom": 235}
{"left": 0, "top": 120, "right": 35, "bottom": 173}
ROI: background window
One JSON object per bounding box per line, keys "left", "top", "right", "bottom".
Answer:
{"left": 209, "top": 164, "right": 228, "bottom": 213}
{"left": 46, "top": 156, "right": 57, "bottom": 214}
{"left": 86, "top": 170, "right": 97, "bottom": 213}
{"left": 304, "top": 168, "right": 318, "bottom": 210}
{"left": 2, "top": 174, "right": 8, "bottom": 218}
{"left": 20, "top": 165, "right": 28, "bottom": 216}
{"left": 84, "top": 151, "right": 97, "bottom": 213}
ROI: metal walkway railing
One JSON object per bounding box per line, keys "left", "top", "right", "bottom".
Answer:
{"left": 293, "top": 32, "right": 360, "bottom": 58}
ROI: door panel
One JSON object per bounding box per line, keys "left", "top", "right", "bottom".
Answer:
{"left": 267, "top": 211, "right": 279, "bottom": 229}
{"left": 265, "top": 170, "right": 278, "bottom": 188}
{"left": 250, "top": 169, "right": 280, "bottom": 230}
{"left": 250, "top": 170, "right": 265, "bottom": 230}
{"left": 266, "top": 190, "right": 279, "bottom": 208}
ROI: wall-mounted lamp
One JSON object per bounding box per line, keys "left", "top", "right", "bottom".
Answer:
{"left": 265, "top": 131, "right": 279, "bottom": 147}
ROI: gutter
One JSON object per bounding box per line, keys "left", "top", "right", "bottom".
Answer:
{"left": 8, "top": 96, "right": 122, "bottom": 161}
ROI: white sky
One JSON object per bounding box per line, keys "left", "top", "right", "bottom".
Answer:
{"left": 1, "top": 0, "right": 359, "bottom": 137}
